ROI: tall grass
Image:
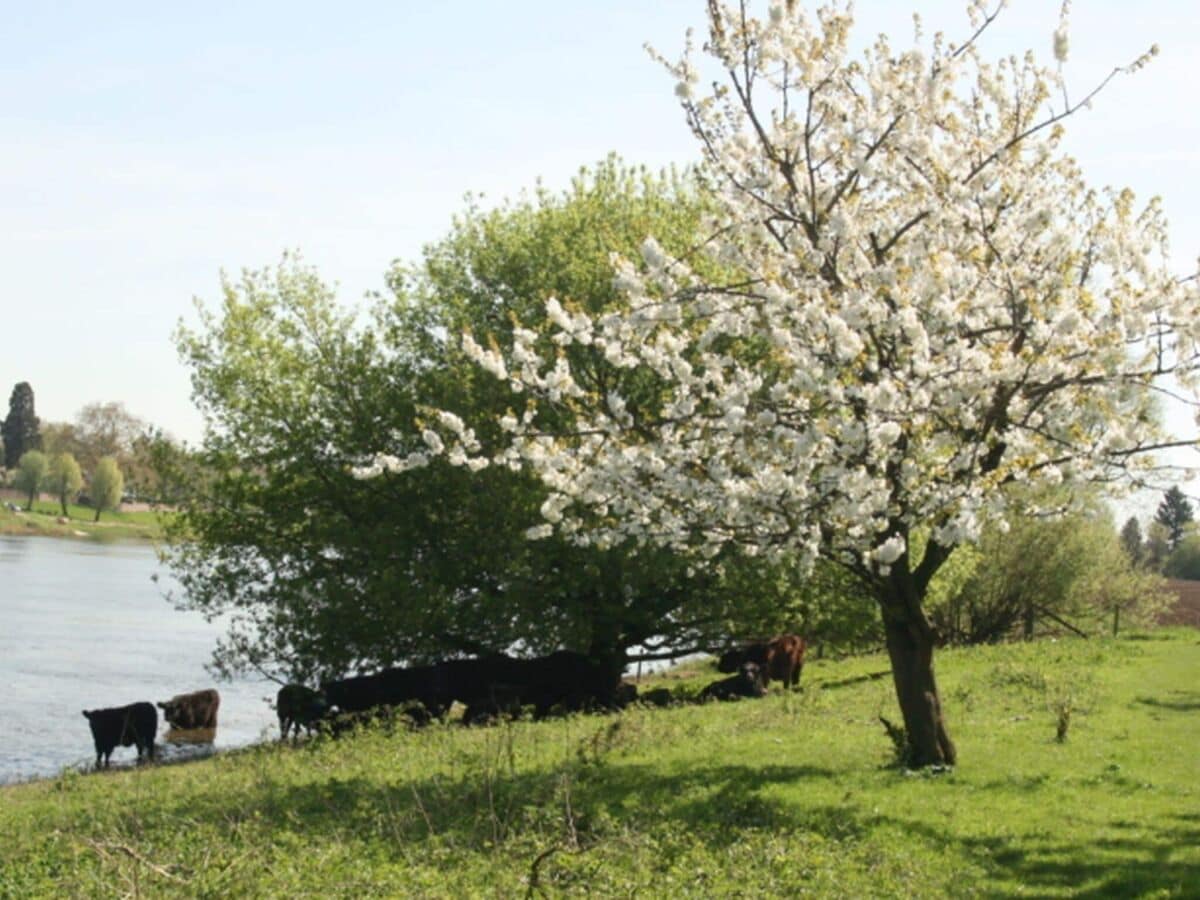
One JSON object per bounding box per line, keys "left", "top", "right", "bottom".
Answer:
{"left": 2, "top": 631, "right": 1197, "bottom": 897}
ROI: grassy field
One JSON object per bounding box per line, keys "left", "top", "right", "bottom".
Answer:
{"left": 0, "top": 497, "right": 165, "bottom": 542}
{"left": 2, "top": 631, "right": 1197, "bottom": 898}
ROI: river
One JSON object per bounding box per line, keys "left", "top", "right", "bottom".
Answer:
{"left": 0, "top": 536, "right": 278, "bottom": 784}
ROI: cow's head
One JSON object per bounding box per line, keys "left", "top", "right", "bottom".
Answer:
{"left": 738, "top": 662, "right": 767, "bottom": 696}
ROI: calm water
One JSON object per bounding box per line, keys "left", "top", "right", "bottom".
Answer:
{"left": 1, "top": 537, "right": 278, "bottom": 784}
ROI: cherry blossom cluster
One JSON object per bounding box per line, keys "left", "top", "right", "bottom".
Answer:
{"left": 366, "top": 1, "right": 1200, "bottom": 578}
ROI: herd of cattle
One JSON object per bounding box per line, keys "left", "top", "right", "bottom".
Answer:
{"left": 80, "top": 635, "right": 807, "bottom": 769}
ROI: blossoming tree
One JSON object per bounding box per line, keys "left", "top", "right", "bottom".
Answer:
{"left": 370, "top": 1, "right": 1200, "bottom": 767}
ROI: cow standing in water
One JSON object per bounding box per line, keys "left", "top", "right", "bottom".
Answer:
{"left": 158, "top": 688, "right": 220, "bottom": 730}
{"left": 81, "top": 702, "right": 157, "bottom": 768}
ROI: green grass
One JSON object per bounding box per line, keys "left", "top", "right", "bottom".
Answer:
{"left": 0, "top": 499, "right": 166, "bottom": 542}
{"left": 2, "top": 632, "right": 1198, "bottom": 898}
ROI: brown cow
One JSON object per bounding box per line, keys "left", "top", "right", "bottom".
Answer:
{"left": 157, "top": 689, "right": 220, "bottom": 730}
{"left": 718, "top": 634, "right": 807, "bottom": 689}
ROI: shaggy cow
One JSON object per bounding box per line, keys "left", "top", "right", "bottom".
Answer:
{"left": 81, "top": 702, "right": 157, "bottom": 768}
{"left": 718, "top": 634, "right": 808, "bottom": 688}
{"left": 158, "top": 688, "right": 220, "bottom": 730}
{"left": 699, "top": 662, "right": 768, "bottom": 702}
{"left": 275, "top": 684, "right": 330, "bottom": 739}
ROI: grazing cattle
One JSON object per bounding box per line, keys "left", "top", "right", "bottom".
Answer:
{"left": 445, "top": 651, "right": 624, "bottom": 723}
{"left": 699, "top": 662, "right": 768, "bottom": 702}
{"left": 614, "top": 682, "right": 639, "bottom": 708}
{"left": 321, "top": 663, "right": 454, "bottom": 724}
{"left": 319, "top": 650, "right": 624, "bottom": 729}
{"left": 276, "top": 683, "right": 330, "bottom": 739}
{"left": 157, "top": 688, "right": 220, "bottom": 730}
{"left": 718, "top": 634, "right": 808, "bottom": 689}
{"left": 81, "top": 702, "right": 157, "bottom": 768}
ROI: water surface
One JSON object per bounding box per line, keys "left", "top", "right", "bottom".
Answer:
{"left": 1, "top": 536, "right": 278, "bottom": 783}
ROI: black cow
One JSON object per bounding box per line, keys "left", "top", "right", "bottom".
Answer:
{"left": 321, "top": 663, "right": 453, "bottom": 724}
{"left": 275, "top": 684, "right": 330, "bottom": 739}
{"left": 450, "top": 651, "right": 623, "bottom": 722}
{"left": 158, "top": 688, "right": 220, "bottom": 730}
{"left": 699, "top": 662, "right": 768, "bottom": 701}
{"left": 637, "top": 687, "right": 678, "bottom": 708}
{"left": 81, "top": 702, "right": 157, "bottom": 768}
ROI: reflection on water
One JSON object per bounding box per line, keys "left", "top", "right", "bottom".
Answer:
{"left": 1, "top": 537, "right": 278, "bottom": 784}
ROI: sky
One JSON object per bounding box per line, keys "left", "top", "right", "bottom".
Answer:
{"left": 2, "top": 1, "right": 1198, "bottom": 513}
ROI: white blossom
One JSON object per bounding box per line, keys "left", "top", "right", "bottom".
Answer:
{"left": 368, "top": 0, "right": 1197, "bottom": 583}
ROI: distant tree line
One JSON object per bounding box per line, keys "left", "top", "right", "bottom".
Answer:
{"left": 1119, "top": 486, "right": 1200, "bottom": 581}
{"left": 2, "top": 383, "right": 187, "bottom": 518}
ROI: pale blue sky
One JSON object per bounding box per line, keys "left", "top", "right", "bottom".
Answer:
{"left": 3, "top": 0, "right": 1198, "bottom": 501}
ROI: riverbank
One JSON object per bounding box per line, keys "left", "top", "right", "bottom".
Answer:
{"left": 3, "top": 631, "right": 1197, "bottom": 897}
{"left": 0, "top": 493, "right": 166, "bottom": 541}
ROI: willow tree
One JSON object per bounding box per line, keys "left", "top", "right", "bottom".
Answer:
{"left": 374, "top": 1, "right": 1200, "bottom": 766}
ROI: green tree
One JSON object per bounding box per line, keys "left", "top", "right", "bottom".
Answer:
{"left": 2, "top": 382, "right": 41, "bottom": 470}
{"left": 1144, "top": 520, "right": 1173, "bottom": 572}
{"left": 89, "top": 456, "right": 124, "bottom": 522}
{"left": 930, "top": 494, "right": 1170, "bottom": 642}
{"left": 45, "top": 453, "right": 83, "bottom": 517}
{"left": 1163, "top": 534, "right": 1200, "bottom": 581}
{"left": 1120, "top": 516, "right": 1145, "bottom": 567}
{"left": 166, "top": 163, "right": 794, "bottom": 681}
{"left": 1154, "top": 487, "right": 1194, "bottom": 552}
{"left": 13, "top": 450, "right": 48, "bottom": 510}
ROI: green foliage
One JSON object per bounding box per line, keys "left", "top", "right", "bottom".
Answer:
{"left": 167, "top": 161, "right": 804, "bottom": 681}
{"left": 1164, "top": 533, "right": 1200, "bottom": 580}
{"left": 1, "top": 382, "right": 41, "bottom": 470}
{"left": 930, "top": 494, "right": 1171, "bottom": 643}
{"left": 1154, "top": 486, "right": 1194, "bottom": 552}
{"left": 13, "top": 450, "right": 48, "bottom": 510}
{"left": 45, "top": 452, "right": 83, "bottom": 517}
{"left": 2, "top": 632, "right": 1198, "bottom": 897}
{"left": 1120, "top": 515, "right": 1144, "bottom": 567}
{"left": 89, "top": 456, "right": 124, "bottom": 522}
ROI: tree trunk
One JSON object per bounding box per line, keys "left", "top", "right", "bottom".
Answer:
{"left": 882, "top": 613, "right": 957, "bottom": 768}
{"left": 94, "top": 507, "right": 102, "bottom": 523}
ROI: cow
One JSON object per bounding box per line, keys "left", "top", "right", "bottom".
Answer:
{"left": 81, "top": 702, "right": 157, "bottom": 768}
{"left": 637, "top": 687, "right": 678, "bottom": 708}
{"left": 157, "top": 688, "right": 220, "bottom": 730}
{"left": 699, "top": 662, "right": 768, "bottom": 702}
{"left": 321, "top": 663, "right": 454, "bottom": 725}
{"left": 718, "top": 634, "right": 808, "bottom": 689}
{"left": 442, "top": 651, "right": 624, "bottom": 723}
{"left": 275, "top": 683, "right": 330, "bottom": 740}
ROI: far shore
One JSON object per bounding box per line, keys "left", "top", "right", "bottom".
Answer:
{"left": 0, "top": 488, "right": 167, "bottom": 542}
